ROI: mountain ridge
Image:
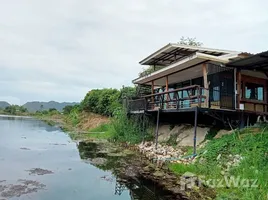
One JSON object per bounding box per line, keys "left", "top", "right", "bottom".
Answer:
{"left": 23, "top": 101, "right": 78, "bottom": 112}
{"left": 0, "top": 101, "right": 11, "bottom": 108}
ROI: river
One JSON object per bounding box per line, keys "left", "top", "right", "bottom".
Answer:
{"left": 0, "top": 115, "right": 174, "bottom": 200}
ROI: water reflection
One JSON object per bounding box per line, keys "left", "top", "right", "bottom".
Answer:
{"left": 115, "top": 178, "right": 173, "bottom": 200}
{"left": 77, "top": 141, "right": 175, "bottom": 200}
{"left": 0, "top": 116, "right": 177, "bottom": 200}
{"left": 0, "top": 115, "right": 60, "bottom": 132}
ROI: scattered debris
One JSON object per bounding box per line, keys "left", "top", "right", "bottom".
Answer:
{"left": 20, "top": 147, "right": 30, "bottom": 150}
{"left": 26, "top": 168, "right": 53, "bottom": 176}
{"left": 0, "top": 179, "right": 45, "bottom": 198}
{"left": 100, "top": 175, "right": 113, "bottom": 182}
{"left": 49, "top": 143, "right": 67, "bottom": 146}
{"left": 0, "top": 185, "right": 8, "bottom": 193}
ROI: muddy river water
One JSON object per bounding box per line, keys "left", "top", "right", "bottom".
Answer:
{"left": 0, "top": 115, "right": 175, "bottom": 200}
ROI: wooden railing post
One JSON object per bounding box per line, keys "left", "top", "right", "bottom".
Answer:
{"left": 165, "top": 76, "right": 169, "bottom": 109}
{"left": 151, "top": 80, "right": 154, "bottom": 110}
{"left": 202, "top": 63, "right": 209, "bottom": 108}
{"left": 144, "top": 98, "right": 147, "bottom": 111}
{"left": 142, "top": 85, "right": 205, "bottom": 110}
{"left": 237, "top": 69, "right": 241, "bottom": 110}
{"left": 198, "top": 86, "right": 201, "bottom": 107}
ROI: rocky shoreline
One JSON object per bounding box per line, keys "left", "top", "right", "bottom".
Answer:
{"left": 78, "top": 139, "right": 215, "bottom": 200}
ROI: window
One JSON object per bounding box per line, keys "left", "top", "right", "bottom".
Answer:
{"left": 244, "top": 83, "right": 264, "bottom": 101}
{"left": 212, "top": 86, "right": 220, "bottom": 101}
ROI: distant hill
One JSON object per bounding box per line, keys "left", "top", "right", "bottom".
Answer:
{"left": 23, "top": 101, "right": 78, "bottom": 112}
{"left": 0, "top": 101, "right": 11, "bottom": 109}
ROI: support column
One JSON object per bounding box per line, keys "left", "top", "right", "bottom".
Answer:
{"left": 234, "top": 68, "right": 237, "bottom": 109}
{"left": 237, "top": 69, "right": 241, "bottom": 110}
{"left": 155, "top": 108, "right": 160, "bottom": 149}
{"left": 151, "top": 80, "right": 154, "bottom": 110}
{"left": 193, "top": 106, "right": 198, "bottom": 155}
{"left": 202, "top": 63, "right": 209, "bottom": 108}
{"left": 264, "top": 80, "right": 267, "bottom": 112}
{"left": 165, "top": 76, "right": 169, "bottom": 109}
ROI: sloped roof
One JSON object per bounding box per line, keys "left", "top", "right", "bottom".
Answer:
{"left": 134, "top": 52, "right": 230, "bottom": 85}
{"left": 227, "top": 50, "right": 268, "bottom": 70}
{"left": 139, "top": 43, "right": 240, "bottom": 66}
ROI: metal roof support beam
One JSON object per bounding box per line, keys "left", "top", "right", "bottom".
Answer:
{"left": 143, "top": 60, "right": 209, "bottom": 85}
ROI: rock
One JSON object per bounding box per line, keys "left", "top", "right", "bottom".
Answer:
{"left": 143, "top": 166, "right": 151, "bottom": 172}
{"left": 158, "top": 125, "right": 171, "bottom": 142}
{"left": 169, "top": 125, "right": 185, "bottom": 136}
{"left": 107, "top": 152, "right": 127, "bottom": 157}
{"left": 122, "top": 149, "right": 135, "bottom": 155}
{"left": 153, "top": 170, "right": 165, "bottom": 178}
{"left": 214, "top": 129, "right": 233, "bottom": 139}
{"left": 176, "top": 125, "right": 209, "bottom": 146}
{"left": 216, "top": 154, "right": 221, "bottom": 160}
{"left": 182, "top": 171, "right": 196, "bottom": 178}
{"left": 89, "top": 158, "right": 107, "bottom": 166}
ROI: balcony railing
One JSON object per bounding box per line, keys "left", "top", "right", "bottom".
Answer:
{"left": 127, "top": 85, "right": 208, "bottom": 112}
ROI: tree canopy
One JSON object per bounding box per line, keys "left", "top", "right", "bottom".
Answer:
{"left": 178, "top": 36, "right": 203, "bottom": 46}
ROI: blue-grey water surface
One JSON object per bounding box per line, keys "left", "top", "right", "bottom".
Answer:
{"left": 0, "top": 115, "right": 132, "bottom": 200}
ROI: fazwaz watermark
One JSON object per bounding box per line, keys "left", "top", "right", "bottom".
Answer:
{"left": 180, "top": 172, "right": 258, "bottom": 190}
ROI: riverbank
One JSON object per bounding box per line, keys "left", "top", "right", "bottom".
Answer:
{"left": 38, "top": 112, "right": 268, "bottom": 199}
{"left": 37, "top": 113, "right": 216, "bottom": 199}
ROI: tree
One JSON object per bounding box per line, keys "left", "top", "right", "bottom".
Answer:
{"left": 81, "top": 89, "right": 121, "bottom": 116}
{"left": 19, "top": 106, "right": 27, "bottom": 113}
{"left": 120, "top": 86, "right": 136, "bottom": 100}
{"left": 4, "top": 106, "right": 16, "bottom": 114}
{"left": 63, "top": 105, "right": 74, "bottom": 115}
{"left": 48, "top": 108, "right": 57, "bottom": 112}
{"left": 178, "top": 36, "right": 202, "bottom": 46}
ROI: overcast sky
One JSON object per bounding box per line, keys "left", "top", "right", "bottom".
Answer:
{"left": 0, "top": 0, "right": 267, "bottom": 105}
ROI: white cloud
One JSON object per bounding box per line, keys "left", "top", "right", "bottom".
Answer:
{"left": 0, "top": 0, "right": 267, "bottom": 104}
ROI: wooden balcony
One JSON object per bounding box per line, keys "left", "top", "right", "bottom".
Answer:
{"left": 127, "top": 85, "right": 208, "bottom": 113}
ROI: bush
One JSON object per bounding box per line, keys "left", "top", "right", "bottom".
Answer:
{"left": 111, "top": 108, "right": 152, "bottom": 144}
{"left": 81, "top": 89, "right": 121, "bottom": 116}
{"left": 63, "top": 105, "right": 74, "bottom": 115}
{"left": 169, "top": 129, "right": 268, "bottom": 199}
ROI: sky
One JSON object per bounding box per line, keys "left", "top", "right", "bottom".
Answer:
{"left": 0, "top": 0, "right": 267, "bottom": 105}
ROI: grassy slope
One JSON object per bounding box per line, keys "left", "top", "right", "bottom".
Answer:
{"left": 37, "top": 112, "right": 111, "bottom": 139}
{"left": 169, "top": 127, "right": 268, "bottom": 200}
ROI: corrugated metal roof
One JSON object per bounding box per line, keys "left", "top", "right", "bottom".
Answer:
{"left": 227, "top": 50, "right": 268, "bottom": 70}
{"left": 134, "top": 52, "right": 229, "bottom": 85}
{"left": 139, "top": 43, "right": 240, "bottom": 66}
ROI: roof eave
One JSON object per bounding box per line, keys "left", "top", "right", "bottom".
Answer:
{"left": 139, "top": 43, "right": 240, "bottom": 66}
{"left": 139, "top": 43, "right": 172, "bottom": 65}
{"left": 133, "top": 52, "right": 229, "bottom": 85}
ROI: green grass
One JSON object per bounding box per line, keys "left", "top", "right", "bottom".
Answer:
{"left": 83, "top": 109, "right": 153, "bottom": 144}
{"left": 169, "top": 128, "right": 268, "bottom": 200}
{"left": 87, "top": 123, "right": 114, "bottom": 139}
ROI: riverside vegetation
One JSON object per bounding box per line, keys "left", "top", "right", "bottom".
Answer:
{"left": 34, "top": 87, "right": 267, "bottom": 200}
